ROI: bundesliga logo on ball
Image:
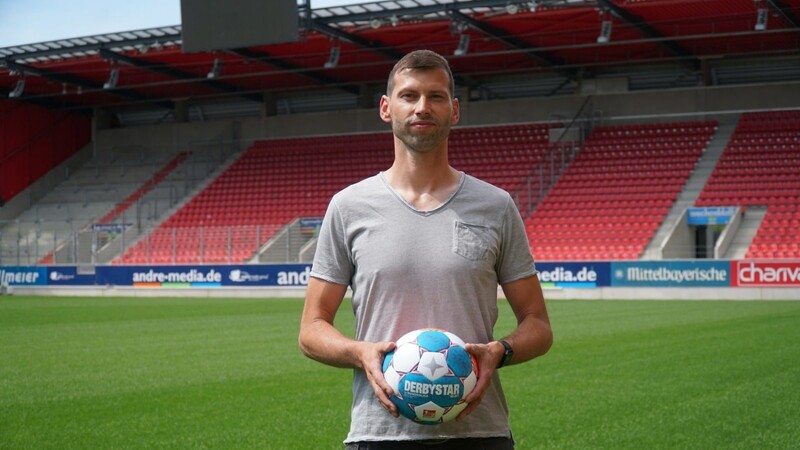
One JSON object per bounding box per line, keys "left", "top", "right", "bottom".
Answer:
{"left": 382, "top": 328, "right": 479, "bottom": 425}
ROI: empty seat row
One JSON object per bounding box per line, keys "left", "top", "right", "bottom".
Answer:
{"left": 116, "top": 124, "right": 555, "bottom": 264}
{"left": 697, "top": 109, "right": 800, "bottom": 259}
{"left": 527, "top": 120, "right": 717, "bottom": 261}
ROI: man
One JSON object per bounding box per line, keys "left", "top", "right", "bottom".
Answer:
{"left": 299, "top": 49, "right": 552, "bottom": 449}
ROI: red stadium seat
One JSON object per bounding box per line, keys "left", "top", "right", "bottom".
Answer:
{"left": 115, "top": 125, "right": 553, "bottom": 264}
{"left": 696, "top": 110, "right": 800, "bottom": 259}
{"left": 526, "top": 120, "right": 718, "bottom": 261}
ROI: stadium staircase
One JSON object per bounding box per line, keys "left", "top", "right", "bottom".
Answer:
{"left": 37, "top": 151, "right": 191, "bottom": 265}
{"left": 525, "top": 121, "right": 718, "bottom": 261}
{"left": 643, "top": 117, "right": 738, "bottom": 258}
{"left": 95, "top": 151, "right": 190, "bottom": 225}
{"left": 0, "top": 143, "right": 197, "bottom": 265}
{"left": 695, "top": 110, "right": 800, "bottom": 259}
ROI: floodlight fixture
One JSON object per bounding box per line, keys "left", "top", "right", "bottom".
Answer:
{"left": 8, "top": 77, "right": 25, "bottom": 98}
{"left": 454, "top": 33, "right": 470, "bottom": 56}
{"left": 207, "top": 57, "right": 222, "bottom": 79}
{"left": 103, "top": 67, "right": 120, "bottom": 89}
{"left": 324, "top": 41, "right": 341, "bottom": 68}
{"left": 755, "top": 6, "right": 769, "bottom": 31}
{"left": 597, "top": 10, "right": 612, "bottom": 43}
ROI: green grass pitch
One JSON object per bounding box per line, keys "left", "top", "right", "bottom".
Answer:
{"left": 1, "top": 295, "right": 798, "bottom": 449}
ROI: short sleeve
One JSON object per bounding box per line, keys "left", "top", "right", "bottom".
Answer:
{"left": 496, "top": 195, "right": 537, "bottom": 285}
{"left": 310, "top": 195, "right": 354, "bottom": 286}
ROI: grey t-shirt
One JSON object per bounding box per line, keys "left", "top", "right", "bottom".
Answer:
{"left": 310, "top": 172, "right": 537, "bottom": 443}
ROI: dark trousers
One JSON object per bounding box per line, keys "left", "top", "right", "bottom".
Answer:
{"left": 345, "top": 436, "right": 514, "bottom": 450}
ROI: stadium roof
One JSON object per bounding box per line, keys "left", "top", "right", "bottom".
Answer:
{"left": 1, "top": 0, "right": 799, "bottom": 123}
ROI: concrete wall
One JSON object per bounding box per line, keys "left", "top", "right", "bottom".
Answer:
{"left": 94, "top": 81, "right": 800, "bottom": 152}
{"left": 661, "top": 211, "right": 694, "bottom": 259}
{"left": 94, "top": 120, "right": 244, "bottom": 155}
{"left": 10, "top": 285, "right": 800, "bottom": 301}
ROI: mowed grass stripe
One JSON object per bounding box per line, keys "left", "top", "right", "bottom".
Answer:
{"left": 2, "top": 298, "right": 303, "bottom": 402}
{"left": 0, "top": 297, "right": 354, "bottom": 449}
{"left": 2, "top": 296, "right": 799, "bottom": 449}
{"left": 503, "top": 300, "right": 800, "bottom": 449}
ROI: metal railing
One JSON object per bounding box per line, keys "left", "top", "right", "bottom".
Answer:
{"left": 109, "top": 223, "right": 315, "bottom": 265}
{"left": 0, "top": 221, "right": 319, "bottom": 266}
{"left": 512, "top": 98, "right": 597, "bottom": 218}
{"left": 1, "top": 135, "right": 242, "bottom": 266}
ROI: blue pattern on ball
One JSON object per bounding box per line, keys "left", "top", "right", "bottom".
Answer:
{"left": 391, "top": 395, "right": 416, "bottom": 420}
{"left": 416, "top": 330, "right": 450, "bottom": 352}
{"left": 445, "top": 345, "right": 473, "bottom": 377}
{"left": 382, "top": 349, "right": 395, "bottom": 372}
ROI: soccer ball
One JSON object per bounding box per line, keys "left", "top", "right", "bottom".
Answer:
{"left": 382, "top": 328, "right": 479, "bottom": 425}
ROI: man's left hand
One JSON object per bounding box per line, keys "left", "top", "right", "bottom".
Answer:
{"left": 457, "top": 341, "right": 504, "bottom": 420}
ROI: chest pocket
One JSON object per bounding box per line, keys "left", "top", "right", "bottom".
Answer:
{"left": 453, "top": 221, "right": 489, "bottom": 261}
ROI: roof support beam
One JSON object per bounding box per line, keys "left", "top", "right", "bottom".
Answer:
{"left": 309, "top": 19, "right": 489, "bottom": 98}
{"left": 309, "top": 19, "right": 404, "bottom": 60}
{"left": 99, "top": 48, "right": 263, "bottom": 104}
{"left": 449, "top": 10, "right": 579, "bottom": 80}
{"left": 0, "top": 85, "right": 90, "bottom": 112}
{"left": 228, "top": 48, "right": 361, "bottom": 95}
{"left": 311, "top": 0, "right": 591, "bottom": 25}
{"left": 4, "top": 59, "right": 173, "bottom": 109}
{"left": 596, "top": 0, "right": 700, "bottom": 72}
{"left": 765, "top": 0, "right": 800, "bottom": 29}
{"left": 6, "top": 60, "right": 98, "bottom": 91}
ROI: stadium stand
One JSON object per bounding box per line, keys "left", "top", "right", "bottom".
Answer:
{"left": 115, "top": 133, "right": 392, "bottom": 264}
{"left": 37, "top": 151, "right": 191, "bottom": 264}
{"left": 0, "top": 143, "right": 197, "bottom": 265}
{"left": 3, "top": 0, "right": 800, "bottom": 269}
{"left": 526, "top": 121, "right": 718, "bottom": 261}
{"left": 114, "top": 123, "right": 552, "bottom": 264}
{"left": 696, "top": 110, "right": 800, "bottom": 259}
{"left": 4, "top": 112, "right": 798, "bottom": 265}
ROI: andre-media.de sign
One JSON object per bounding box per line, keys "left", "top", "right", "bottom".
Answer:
{"left": 94, "top": 264, "right": 313, "bottom": 287}
{"left": 536, "top": 262, "right": 611, "bottom": 288}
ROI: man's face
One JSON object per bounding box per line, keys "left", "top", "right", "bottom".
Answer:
{"left": 380, "top": 68, "right": 460, "bottom": 153}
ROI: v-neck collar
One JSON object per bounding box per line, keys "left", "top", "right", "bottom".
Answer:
{"left": 378, "top": 171, "right": 466, "bottom": 216}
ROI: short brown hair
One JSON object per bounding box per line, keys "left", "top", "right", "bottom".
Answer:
{"left": 386, "top": 49, "right": 455, "bottom": 98}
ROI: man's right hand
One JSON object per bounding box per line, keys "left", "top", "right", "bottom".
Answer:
{"left": 359, "top": 340, "right": 399, "bottom": 417}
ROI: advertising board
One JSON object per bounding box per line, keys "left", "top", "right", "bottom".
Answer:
{"left": 536, "top": 262, "right": 610, "bottom": 288}
{"left": 94, "top": 264, "right": 312, "bottom": 288}
{"left": 47, "top": 267, "right": 97, "bottom": 285}
{"left": 611, "top": 261, "right": 730, "bottom": 287}
{"left": 0, "top": 267, "right": 47, "bottom": 286}
{"left": 687, "top": 206, "right": 737, "bottom": 225}
{"left": 731, "top": 260, "right": 800, "bottom": 287}
{"left": 4, "top": 261, "right": 796, "bottom": 290}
